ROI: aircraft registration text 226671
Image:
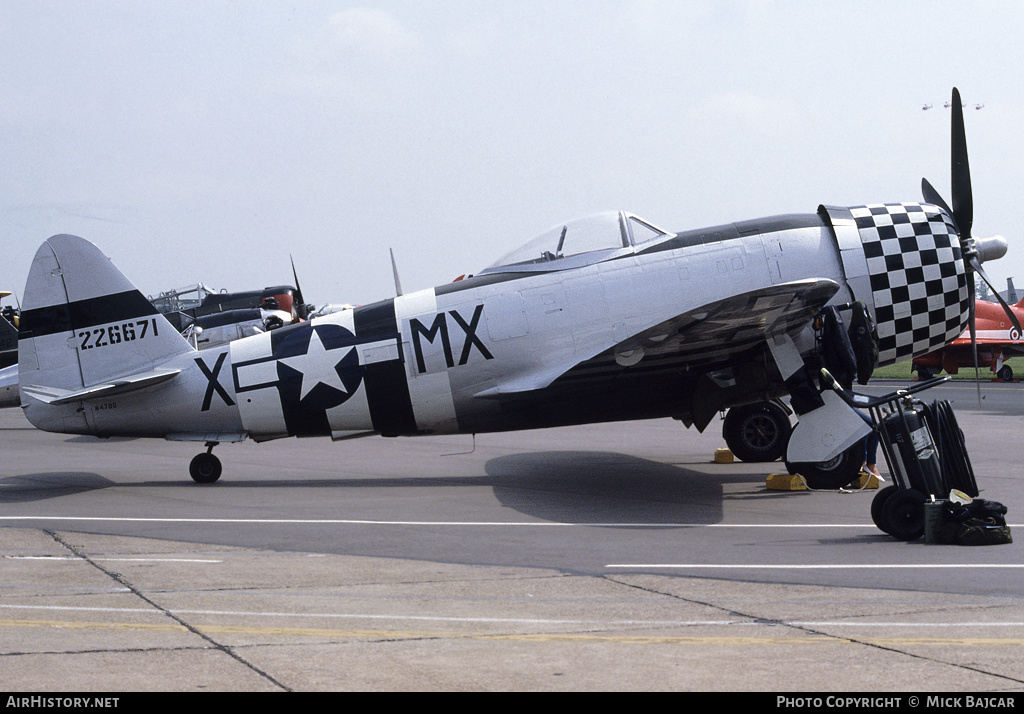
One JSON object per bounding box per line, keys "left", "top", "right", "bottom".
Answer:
{"left": 77, "top": 318, "right": 160, "bottom": 351}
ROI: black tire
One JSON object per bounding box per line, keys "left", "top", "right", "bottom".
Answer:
{"left": 722, "top": 402, "right": 792, "bottom": 462}
{"left": 880, "top": 488, "right": 927, "bottom": 541}
{"left": 190, "top": 452, "right": 222, "bottom": 484}
{"left": 998, "top": 365, "right": 1013, "bottom": 382}
{"left": 786, "top": 442, "right": 863, "bottom": 490}
{"left": 871, "top": 485, "right": 900, "bottom": 535}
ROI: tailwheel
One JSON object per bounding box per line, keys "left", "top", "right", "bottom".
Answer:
{"left": 190, "top": 443, "right": 222, "bottom": 484}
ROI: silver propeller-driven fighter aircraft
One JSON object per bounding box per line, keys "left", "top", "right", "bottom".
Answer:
{"left": 16, "top": 89, "right": 1013, "bottom": 486}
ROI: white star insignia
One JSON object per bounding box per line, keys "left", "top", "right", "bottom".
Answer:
{"left": 277, "top": 329, "right": 354, "bottom": 402}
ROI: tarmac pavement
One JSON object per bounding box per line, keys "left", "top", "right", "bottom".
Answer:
{"left": 3, "top": 527, "right": 1024, "bottom": 692}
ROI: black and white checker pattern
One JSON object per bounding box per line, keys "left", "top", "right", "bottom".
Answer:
{"left": 851, "top": 203, "right": 969, "bottom": 366}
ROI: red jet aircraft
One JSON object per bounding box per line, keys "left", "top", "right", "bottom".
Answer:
{"left": 913, "top": 296, "right": 1024, "bottom": 381}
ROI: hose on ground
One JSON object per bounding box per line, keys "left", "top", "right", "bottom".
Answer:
{"left": 921, "top": 400, "right": 979, "bottom": 498}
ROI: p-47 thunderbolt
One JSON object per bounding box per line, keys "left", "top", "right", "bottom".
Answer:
{"left": 16, "top": 89, "right": 1015, "bottom": 486}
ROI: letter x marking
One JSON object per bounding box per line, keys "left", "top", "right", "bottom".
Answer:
{"left": 450, "top": 304, "right": 494, "bottom": 365}
{"left": 196, "top": 352, "right": 235, "bottom": 411}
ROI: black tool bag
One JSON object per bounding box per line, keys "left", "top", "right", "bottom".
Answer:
{"left": 942, "top": 499, "right": 1012, "bottom": 546}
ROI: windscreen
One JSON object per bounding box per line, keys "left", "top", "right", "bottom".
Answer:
{"left": 487, "top": 212, "right": 628, "bottom": 269}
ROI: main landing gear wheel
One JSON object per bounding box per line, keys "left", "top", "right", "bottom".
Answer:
{"left": 998, "top": 365, "right": 1013, "bottom": 382}
{"left": 785, "top": 442, "right": 863, "bottom": 490}
{"left": 722, "top": 402, "right": 792, "bottom": 462}
{"left": 189, "top": 445, "right": 222, "bottom": 484}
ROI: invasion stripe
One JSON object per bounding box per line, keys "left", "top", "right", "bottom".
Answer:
{"left": 353, "top": 300, "right": 418, "bottom": 436}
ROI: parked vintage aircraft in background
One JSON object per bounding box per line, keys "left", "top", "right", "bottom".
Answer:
{"left": 150, "top": 257, "right": 316, "bottom": 349}
{"left": 0, "top": 293, "right": 16, "bottom": 370}
{"left": 0, "top": 294, "right": 17, "bottom": 407}
{"left": 913, "top": 294, "right": 1024, "bottom": 381}
{"left": 14, "top": 89, "right": 1017, "bottom": 489}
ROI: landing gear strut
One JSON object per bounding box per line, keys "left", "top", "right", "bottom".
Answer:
{"left": 189, "top": 442, "right": 222, "bottom": 484}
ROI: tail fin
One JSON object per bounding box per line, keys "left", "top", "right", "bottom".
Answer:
{"left": 18, "top": 235, "right": 195, "bottom": 401}
{"left": 1011, "top": 279, "right": 1024, "bottom": 309}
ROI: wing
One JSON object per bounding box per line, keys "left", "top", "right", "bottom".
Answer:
{"left": 609, "top": 279, "right": 839, "bottom": 367}
{"left": 476, "top": 278, "right": 840, "bottom": 399}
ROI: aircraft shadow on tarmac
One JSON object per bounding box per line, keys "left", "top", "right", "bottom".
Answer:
{"left": 1, "top": 451, "right": 797, "bottom": 527}
{"left": 0, "top": 472, "right": 114, "bottom": 503}
{"left": 484, "top": 451, "right": 732, "bottom": 524}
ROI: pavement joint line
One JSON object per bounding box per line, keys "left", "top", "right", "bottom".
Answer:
{"left": 43, "top": 530, "right": 293, "bottom": 692}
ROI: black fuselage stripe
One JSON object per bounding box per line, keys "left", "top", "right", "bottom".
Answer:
{"left": 19, "top": 290, "right": 159, "bottom": 339}
{"left": 353, "top": 300, "right": 418, "bottom": 436}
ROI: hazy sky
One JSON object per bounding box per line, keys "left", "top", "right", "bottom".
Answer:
{"left": 3, "top": 1, "right": 1024, "bottom": 308}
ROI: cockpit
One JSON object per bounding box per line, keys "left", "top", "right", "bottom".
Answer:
{"left": 479, "top": 211, "right": 673, "bottom": 274}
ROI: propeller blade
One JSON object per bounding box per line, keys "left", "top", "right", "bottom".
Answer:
{"left": 921, "top": 178, "right": 955, "bottom": 227}
{"left": 390, "top": 248, "right": 404, "bottom": 297}
{"left": 950, "top": 87, "right": 973, "bottom": 240}
{"left": 970, "top": 255, "right": 1023, "bottom": 332}
{"left": 290, "top": 254, "right": 307, "bottom": 318}
{"left": 929, "top": 89, "right": 1010, "bottom": 402}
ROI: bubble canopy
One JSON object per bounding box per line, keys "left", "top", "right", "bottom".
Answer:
{"left": 482, "top": 211, "right": 672, "bottom": 273}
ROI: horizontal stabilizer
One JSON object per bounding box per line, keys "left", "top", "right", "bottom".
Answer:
{"left": 22, "top": 368, "right": 180, "bottom": 406}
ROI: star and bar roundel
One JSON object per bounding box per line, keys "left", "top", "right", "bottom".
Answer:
{"left": 273, "top": 323, "right": 362, "bottom": 411}
{"left": 223, "top": 321, "right": 368, "bottom": 436}
{"left": 214, "top": 301, "right": 426, "bottom": 438}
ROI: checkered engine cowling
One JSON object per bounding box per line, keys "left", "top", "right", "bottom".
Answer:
{"left": 851, "top": 202, "right": 970, "bottom": 366}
